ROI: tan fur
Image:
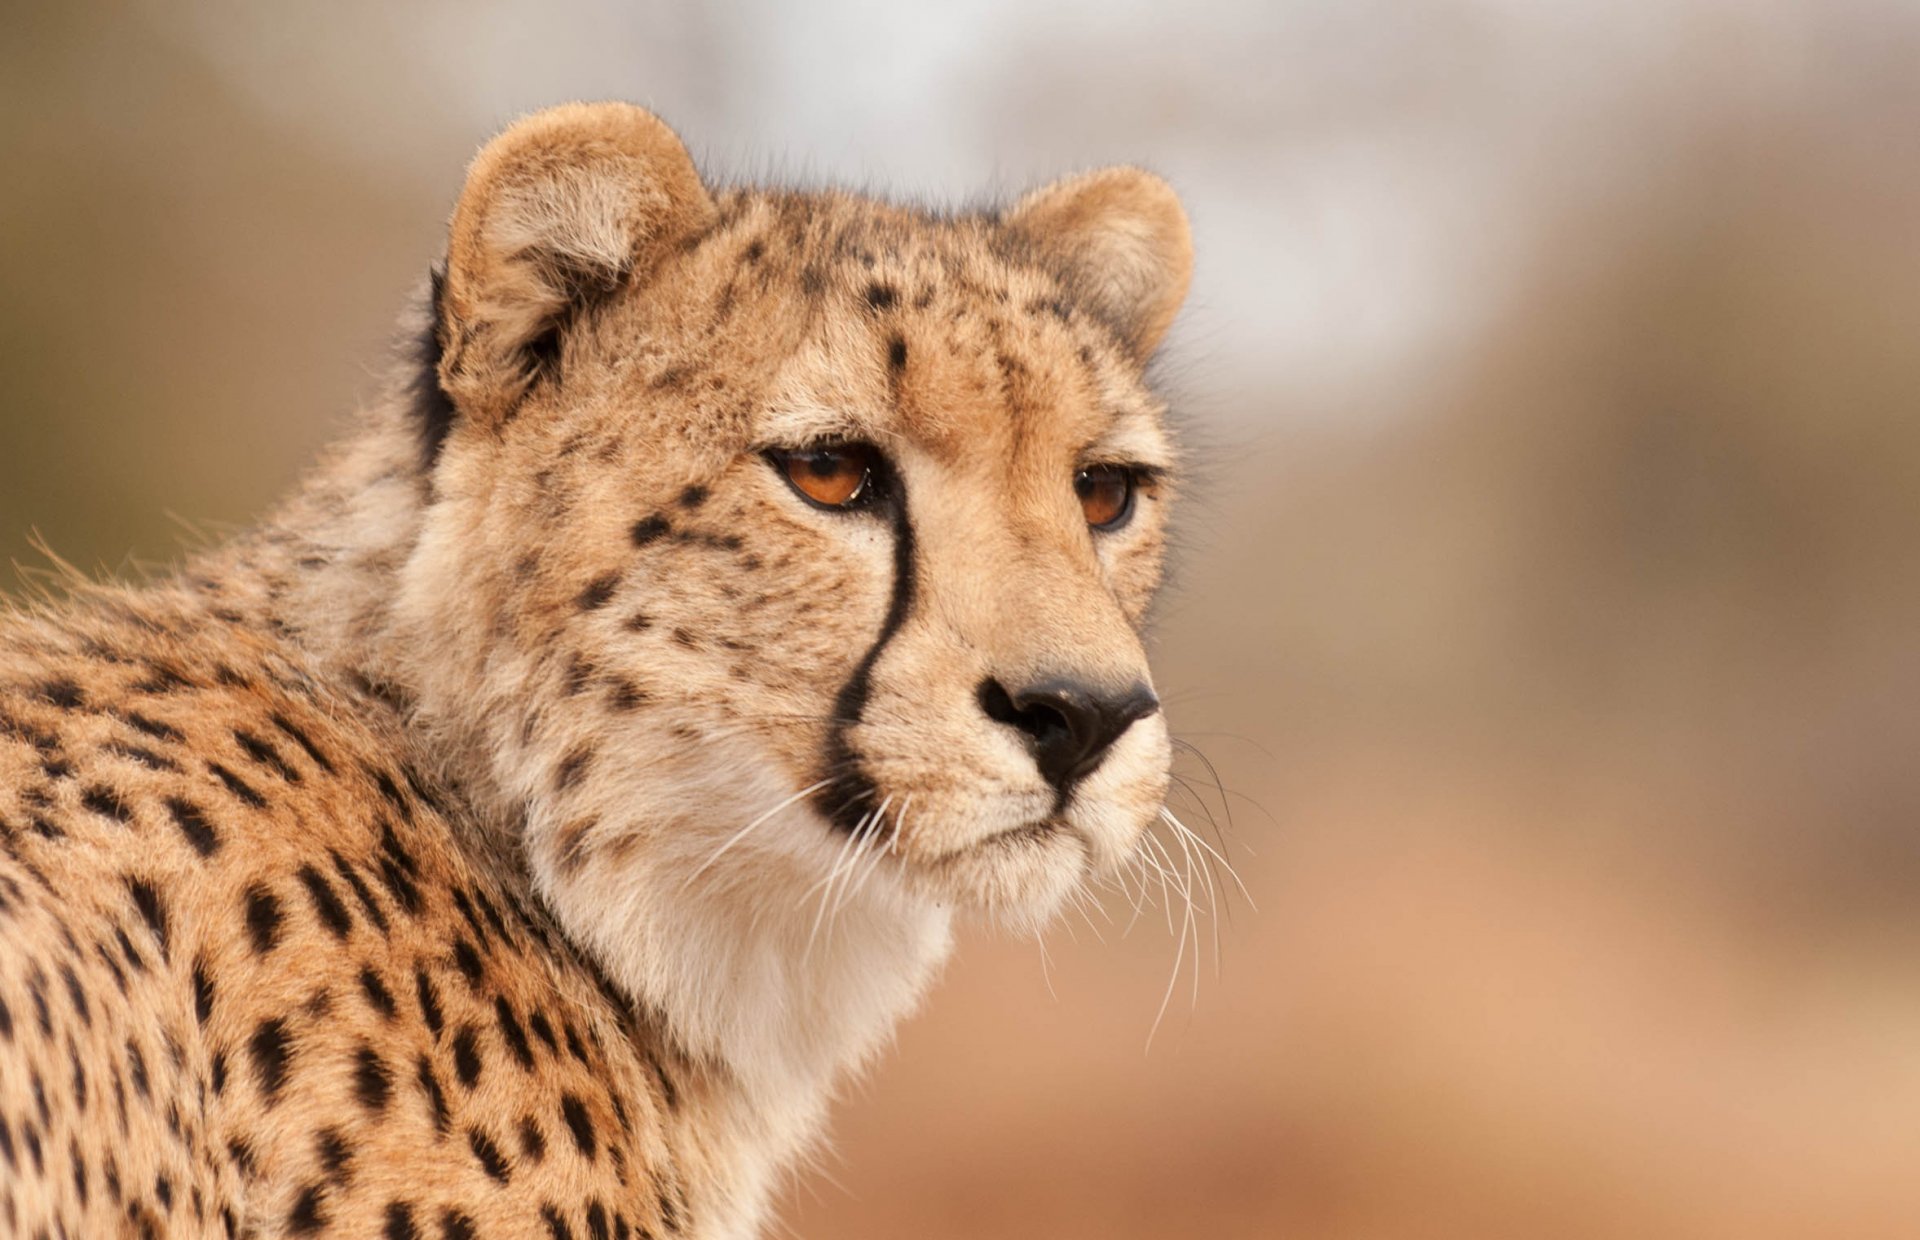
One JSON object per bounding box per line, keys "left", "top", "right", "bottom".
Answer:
{"left": 0, "top": 103, "right": 1191, "bottom": 1239}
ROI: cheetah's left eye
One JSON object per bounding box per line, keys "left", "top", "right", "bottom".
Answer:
{"left": 767, "top": 443, "right": 880, "bottom": 510}
{"left": 1075, "top": 464, "right": 1137, "bottom": 530}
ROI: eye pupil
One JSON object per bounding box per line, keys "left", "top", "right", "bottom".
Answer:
{"left": 1075, "top": 465, "right": 1136, "bottom": 529}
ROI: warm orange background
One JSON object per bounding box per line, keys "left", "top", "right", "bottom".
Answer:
{"left": 6, "top": 4, "right": 1920, "bottom": 1237}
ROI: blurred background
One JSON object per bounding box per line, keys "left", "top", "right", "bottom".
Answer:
{"left": 6, "top": 1, "right": 1920, "bottom": 1236}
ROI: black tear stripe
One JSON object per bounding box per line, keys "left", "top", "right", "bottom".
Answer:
{"left": 816, "top": 473, "right": 917, "bottom": 833}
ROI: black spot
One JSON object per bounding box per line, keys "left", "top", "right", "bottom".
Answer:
{"left": 448, "top": 889, "right": 489, "bottom": 952}
{"left": 297, "top": 865, "right": 352, "bottom": 938}
{"left": 467, "top": 1127, "right": 510, "bottom": 1182}
{"left": 317, "top": 1128, "right": 353, "bottom": 1184}
{"left": 248, "top": 1018, "right": 291, "bottom": 1102}
{"left": 207, "top": 762, "right": 267, "bottom": 808}
{"left": 379, "top": 818, "right": 421, "bottom": 873}
{"left": 332, "top": 854, "right": 390, "bottom": 935}
{"left": 69, "top": 1046, "right": 87, "bottom": 1111}
{"left": 41, "top": 755, "right": 72, "bottom": 780}
{"left": 414, "top": 1054, "right": 450, "bottom": 1135}
{"left": 610, "top": 1091, "right": 631, "bottom": 1135}
{"left": 72, "top": 1138, "right": 90, "bottom": 1204}
{"left": 359, "top": 968, "right": 396, "bottom": 1019}
{"left": 494, "top": 998, "right": 534, "bottom": 1070}
{"left": 350, "top": 1045, "right": 391, "bottom": 1113}
{"left": 0, "top": 994, "right": 11, "bottom": 1041}
{"left": 451, "top": 1024, "right": 483, "bottom": 1088}
{"left": 245, "top": 886, "right": 283, "bottom": 954}
{"left": 865, "top": 281, "right": 897, "bottom": 310}
{"left": 210, "top": 1049, "right": 228, "bottom": 1095}
{"left": 27, "top": 969, "right": 51, "bottom": 1035}
{"left": 105, "top": 741, "right": 178, "bottom": 771}
{"left": 527, "top": 1009, "right": 559, "bottom": 1055}
{"left": 287, "top": 1182, "right": 328, "bottom": 1234}
{"left": 742, "top": 238, "right": 766, "bottom": 264}
{"left": 413, "top": 266, "right": 458, "bottom": 468}
{"left": 518, "top": 1115, "right": 547, "bottom": 1162}
{"left": 440, "top": 1210, "right": 478, "bottom": 1240}
{"left": 676, "top": 484, "right": 708, "bottom": 509}
{"left": 59, "top": 963, "right": 89, "bottom": 1026}
{"left": 378, "top": 851, "right": 424, "bottom": 915}
{"left": 123, "top": 712, "right": 184, "bottom": 743}
{"left": 234, "top": 729, "right": 301, "bottom": 782}
{"left": 38, "top": 679, "right": 84, "bottom": 709}
{"left": 587, "top": 1201, "right": 611, "bottom": 1240}
{"left": 270, "top": 712, "right": 335, "bottom": 773}
{"left": 452, "top": 937, "right": 484, "bottom": 988}
{"left": 154, "top": 1171, "right": 171, "bottom": 1210}
{"left": 126, "top": 1035, "right": 150, "bottom": 1098}
{"left": 384, "top": 1201, "right": 419, "bottom": 1240}
{"left": 82, "top": 786, "right": 133, "bottom": 824}
{"left": 415, "top": 968, "right": 444, "bottom": 1035}
{"left": 192, "top": 959, "right": 214, "bottom": 1025}
{"left": 126, "top": 878, "right": 169, "bottom": 959}
{"left": 629, "top": 515, "right": 670, "bottom": 546}
{"left": 659, "top": 1186, "right": 683, "bottom": 1233}
{"left": 576, "top": 573, "right": 621, "bottom": 610}
{"left": 542, "top": 1205, "right": 575, "bottom": 1240}
{"left": 653, "top": 1059, "right": 681, "bottom": 1111}
{"left": 372, "top": 769, "right": 414, "bottom": 823}
{"left": 165, "top": 797, "right": 219, "bottom": 857}
{"left": 23, "top": 1120, "right": 43, "bottom": 1174}
{"left": 554, "top": 746, "right": 593, "bottom": 792}
{"left": 888, "top": 334, "right": 908, "bottom": 372}
{"left": 561, "top": 653, "right": 595, "bottom": 696}
{"left": 226, "top": 1135, "right": 256, "bottom": 1179}
{"left": 559, "top": 1093, "right": 597, "bottom": 1160}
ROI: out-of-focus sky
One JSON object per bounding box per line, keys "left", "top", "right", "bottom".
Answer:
{"left": 5, "top": 2, "right": 1920, "bottom": 1236}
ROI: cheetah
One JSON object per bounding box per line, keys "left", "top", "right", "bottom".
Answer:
{"left": 0, "top": 102, "right": 1193, "bottom": 1238}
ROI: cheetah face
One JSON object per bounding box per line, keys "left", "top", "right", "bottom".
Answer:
{"left": 404, "top": 105, "right": 1190, "bottom": 940}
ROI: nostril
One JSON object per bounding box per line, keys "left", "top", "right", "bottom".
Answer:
{"left": 977, "top": 678, "right": 1070, "bottom": 745}
{"left": 979, "top": 675, "right": 1159, "bottom": 796}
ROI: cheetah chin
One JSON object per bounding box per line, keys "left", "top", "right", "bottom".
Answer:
{"left": 0, "top": 102, "right": 1192, "bottom": 1239}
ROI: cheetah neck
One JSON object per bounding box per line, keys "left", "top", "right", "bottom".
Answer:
{"left": 194, "top": 396, "right": 955, "bottom": 1233}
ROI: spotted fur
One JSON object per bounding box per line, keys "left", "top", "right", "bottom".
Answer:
{"left": 0, "top": 103, "right": 1192, "bottom": 1238}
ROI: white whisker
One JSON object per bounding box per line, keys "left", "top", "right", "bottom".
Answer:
{"left": 681, "top": 778, "right": 832, "bottom": 890}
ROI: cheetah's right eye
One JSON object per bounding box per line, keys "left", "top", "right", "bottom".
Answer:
{"left": 767, "top": 444, "right": 881, "bottom": 510}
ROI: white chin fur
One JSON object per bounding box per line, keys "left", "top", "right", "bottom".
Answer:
{"left": 528, "top": 749, "right": 954, "bottom": 1203}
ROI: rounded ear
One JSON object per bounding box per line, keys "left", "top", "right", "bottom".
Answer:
{"left": 437, "top": 102, "right": 715, "bottom": 427}
{"left": 1006, "top": 167, "right": 1193, "bottom": 358}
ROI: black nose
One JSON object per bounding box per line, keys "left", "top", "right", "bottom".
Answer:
{"left": 979, "top": 676, "right": 1160, "bottom": 796}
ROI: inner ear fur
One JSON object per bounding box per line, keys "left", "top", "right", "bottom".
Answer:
{"left": 1007, "top": 167, "right": 1193, "bottom": 358}
{"left": 437, "top": 102, "right": 715, "bottom": 427}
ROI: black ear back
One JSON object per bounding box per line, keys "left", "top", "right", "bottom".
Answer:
{"left": 410, "top": 266, "right": 457, "bottom": 469}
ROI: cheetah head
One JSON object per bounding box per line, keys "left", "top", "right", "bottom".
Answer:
{"left": 393, "top": 103, "right": 1190, "bottom": 1082}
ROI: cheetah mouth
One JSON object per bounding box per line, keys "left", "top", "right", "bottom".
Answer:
{"left": 923, "top": 816, "right": 1084, "bottom": 866}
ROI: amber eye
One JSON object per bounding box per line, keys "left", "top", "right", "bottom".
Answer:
{"left": 1075, "top": 464, "right": 1137, "bottom": 529}
{"left": 770, "top": 443, "right": 880, "bottom": 509}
